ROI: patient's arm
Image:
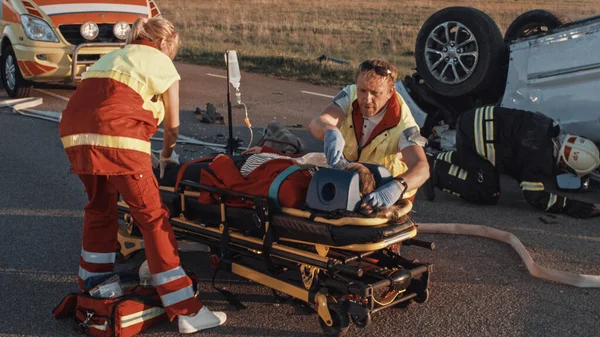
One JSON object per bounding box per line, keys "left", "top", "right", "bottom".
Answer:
{"left": 242, "top": 146, "right": 262, "bottom": 155}
{"left": 209, "top": 155, "right": 246, "bottom": 186}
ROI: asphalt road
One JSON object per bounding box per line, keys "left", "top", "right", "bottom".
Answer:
{"left": 0, "top": 62, "right": 598, "bottom": 337}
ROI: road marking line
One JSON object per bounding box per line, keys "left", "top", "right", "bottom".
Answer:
{"left": 207, "top": 73, "right": 227, "bottom": 79}
{"left": 301, "top": 91, "right": 334, "bottom": 99}
{"left": 33, "top": 88, "right": 70, "bottom": 102}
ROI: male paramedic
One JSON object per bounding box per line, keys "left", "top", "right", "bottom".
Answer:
{"left": 308, "top": 59, "right": 430, "bottom": 207}
{"left": 422, "top": 106, "right": 600, "bottom": 219}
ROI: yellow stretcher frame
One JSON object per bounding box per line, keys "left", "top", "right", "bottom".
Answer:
{"left": 117, "top": 182, "right": 431, "bottom": 334}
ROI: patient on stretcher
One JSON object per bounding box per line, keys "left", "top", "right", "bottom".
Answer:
{"left": 153, "top": 147, "right": 408, "bottom": 221}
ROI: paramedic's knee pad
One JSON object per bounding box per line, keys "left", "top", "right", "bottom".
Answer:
{"left": 306, "top": 165, "right": 393, "bottom": 212}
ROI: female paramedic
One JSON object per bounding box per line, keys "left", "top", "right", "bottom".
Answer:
{"left": 58, "top": 17, "right": 226, "bottom": 333}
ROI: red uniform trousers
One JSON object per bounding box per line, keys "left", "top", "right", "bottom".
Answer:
{"left": 77, "top": 170, "right": 203, "bottom": 320}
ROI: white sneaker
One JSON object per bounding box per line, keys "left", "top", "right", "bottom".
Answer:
{"left": 178, "top": 306, "right": 227, "bottom": 334}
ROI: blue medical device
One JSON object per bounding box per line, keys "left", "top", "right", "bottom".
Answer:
{"left": 306, "top": 164, "right": 393, "bottom": 212}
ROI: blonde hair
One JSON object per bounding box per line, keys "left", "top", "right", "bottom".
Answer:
{"left": 126, "top": 17, "right": 181, "bottom": 59}
{"left": 354, "top": 59, "right": 398, "bottom": 84}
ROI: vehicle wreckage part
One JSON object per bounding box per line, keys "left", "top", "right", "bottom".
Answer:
{"left": 394, "top": 80, "right": 428, "bottom": 128}
{"left": 415, "top": 6, "right": 506, "bottom": 97}
{"left": 418, "top": 223, "right": 600, "bottom": 288}
{"left": 505, "top": 9, "right": 570, "bottom": 41}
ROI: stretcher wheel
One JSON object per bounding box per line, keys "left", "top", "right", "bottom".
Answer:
{"left": 414, "top": 289, "right": 430, "bottom": 304}
{"left": 318, "top": 305, "right": 349, "bottom": 337}
{"left": 124, "top": 214, "right": 141, "bottom": 237}
{"left": 350, "top": 311, "right": 371, "bottom": 328}
{"left": 209, "top": 254, "right": 220, "bottom": 269}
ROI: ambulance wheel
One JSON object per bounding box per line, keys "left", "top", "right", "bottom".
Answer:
{"left": 350, "top": 311, "right": 371, "bottom": 328}
{"left": 414, "top": 289, "right": 430, "bottom": 304}
{"left": 1, "top": 45, "right": 32, "bottom": 98}
{"left": 318, "top": 305, "right": 349, "bottom": 337}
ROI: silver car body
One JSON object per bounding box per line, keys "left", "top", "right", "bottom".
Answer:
{"left": 501, "top": 15, "right": 600, "bottom": 143}
{"left": 397, "top": 15, "right": 600, "bottom": 146}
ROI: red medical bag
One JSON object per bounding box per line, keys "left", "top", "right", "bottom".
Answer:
{"left": 53, "top": 286, "right": 167, "bottom": 337}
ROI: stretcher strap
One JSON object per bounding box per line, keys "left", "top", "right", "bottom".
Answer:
{"left": 254, "top": 199, "right": 279, "bottom": 274}
{"left": 211, "top": 263, "right": 247, "bottom": 311}
{"left": 268, "top": 165, "right": 302, "bottom": 209}
{"left": 418, "top": 223, "right": 600, "bottom": 288}
{"left": 212, "top": 200, "right": 247, "bottom": 310}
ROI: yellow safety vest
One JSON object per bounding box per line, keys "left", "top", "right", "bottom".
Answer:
{"left": 339, "top": 85, "right": 418, "bottom": 199}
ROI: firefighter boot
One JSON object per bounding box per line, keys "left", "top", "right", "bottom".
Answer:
{"left": 178, "top": 306, "right": 227, "bottom": 333}
{"left": 422, "top": 152, "right": 436, "bottom": 201}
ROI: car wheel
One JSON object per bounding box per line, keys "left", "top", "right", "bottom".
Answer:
{"left": 505, "top": 9, "right": 570, "bottom": 41}
{"left": 415, "top": 6, "right": 506, "bottom": 97}
{"left": 1, "top": 45, "right": 32, "bottom": 98}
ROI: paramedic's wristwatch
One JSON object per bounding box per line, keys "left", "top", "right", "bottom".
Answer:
{"left": 394, "top": 176, "right": 408, "bottom": 198}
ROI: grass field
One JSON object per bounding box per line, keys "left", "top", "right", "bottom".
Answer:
{"left": 156, "top": 0, "right": 600, "bottom": 88}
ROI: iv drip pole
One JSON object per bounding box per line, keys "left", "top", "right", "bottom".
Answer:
{"left": 225, "top": 50, "right": 234, "bottom": 155}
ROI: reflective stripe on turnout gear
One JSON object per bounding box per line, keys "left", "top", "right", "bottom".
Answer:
{"left": 474, "top": 106, "right": 496, "bottom": 166}
{"left": 520, "top": 181, "right": 545, "bottom": 191}
{"left": 546, "top": 193, "right": 558, "bottom": 211}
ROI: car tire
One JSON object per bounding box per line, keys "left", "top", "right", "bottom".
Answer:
{"left": 505, "top": 9, "right": 570, "bottom": 41}
{"left": 1, "top": 45, "right": 32, "bottom": 98}
{"left": 415, "top": 6, "right": 506, "bottom": 98}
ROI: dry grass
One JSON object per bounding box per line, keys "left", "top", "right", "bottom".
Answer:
{"left": 157, "top": 0, "right": 600, "bottom": 87}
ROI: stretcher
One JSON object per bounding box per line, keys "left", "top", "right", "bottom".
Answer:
{"left": 117, "top": 159, "right": 433, "bottom": 336}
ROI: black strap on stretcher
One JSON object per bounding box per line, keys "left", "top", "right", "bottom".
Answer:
{"left": 207, "top": 165, "right": 311, "bottom": 309}
{"left": 261, "top": 165, "right": 304, "bottom": 274}
{"left": 212, "top": 196, "right": 247, "bottom": 310}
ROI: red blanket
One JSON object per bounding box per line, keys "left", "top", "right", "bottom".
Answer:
{"left": 198, "top": 153, "right": 312, "bottom": 208}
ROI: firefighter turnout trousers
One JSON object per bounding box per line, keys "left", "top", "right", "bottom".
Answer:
{"left": 431, "top": 107, "right": 501, "bottom": 204}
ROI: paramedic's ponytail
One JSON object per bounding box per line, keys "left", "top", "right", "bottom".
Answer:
{"left": 126, "top": 17, "right": 181, "bottom": 59}
{"left": 126, "top": 18, "right": 149, "bottom": 44}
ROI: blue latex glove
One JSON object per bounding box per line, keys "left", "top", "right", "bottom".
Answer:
{"left": 324, "top": 129, "right": 345, "bottom": 167}
{"left": 364, "top": 180, "right": 404, "bottom": 208}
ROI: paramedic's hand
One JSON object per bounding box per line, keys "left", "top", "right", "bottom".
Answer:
{"left": 159, "top": 150, "right": 180, "bottom": 179}
{"left": 324, "top": 129, "right": 345, "bottom": 167}
{"left": 363, "top": 180, "right": 404, "bottom": 208}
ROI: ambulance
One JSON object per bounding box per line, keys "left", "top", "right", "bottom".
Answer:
{"left": 0, "top": 0, "right": 160, "bottom": 97}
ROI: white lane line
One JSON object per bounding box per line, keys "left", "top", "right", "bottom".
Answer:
{"left": 207, "top": 73, "right": 227, "bottom": 79}
{"left": 33, "top": 88, "right": 70, "bottom": 102}
{"left": 301, "top": 90, "right": 334, "bottom": 99}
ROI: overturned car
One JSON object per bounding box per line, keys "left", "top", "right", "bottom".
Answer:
{"left": 397, "top": 7, "right": 600, "bottom": 148}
